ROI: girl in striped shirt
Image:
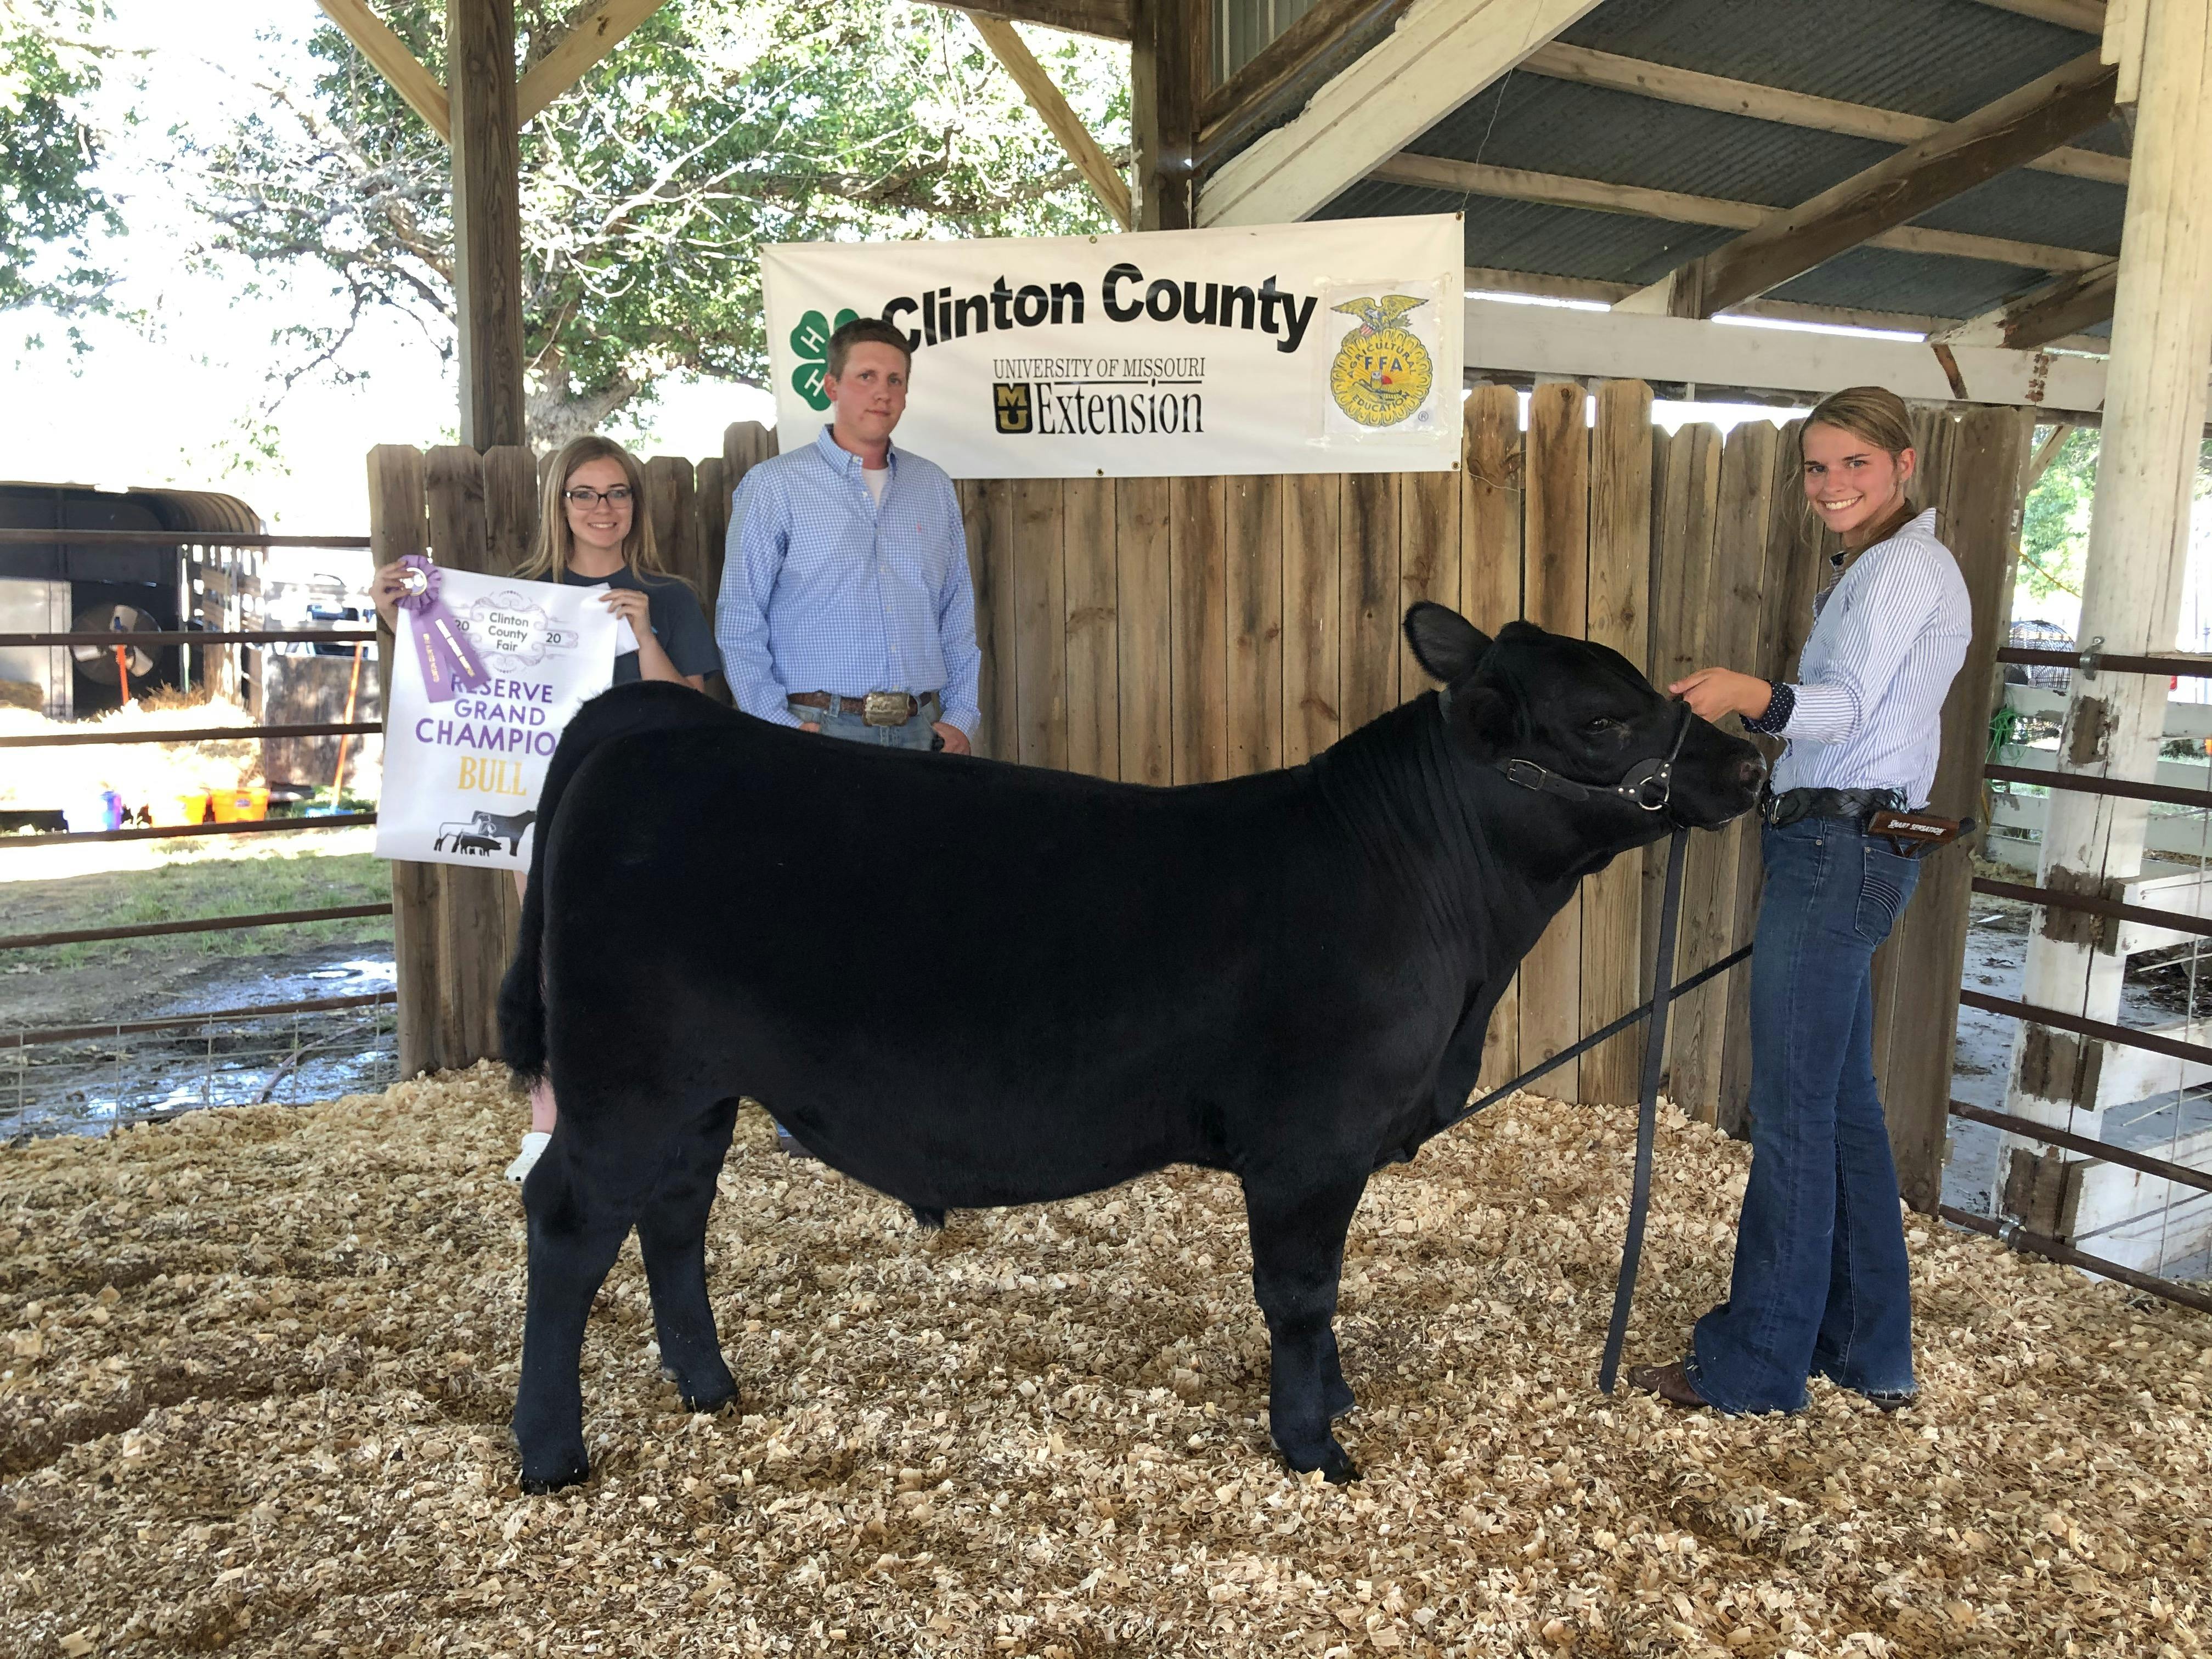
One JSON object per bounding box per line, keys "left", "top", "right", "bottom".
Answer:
{"left": 1631, "top": 386, "right": 1970, "bottom": 1417}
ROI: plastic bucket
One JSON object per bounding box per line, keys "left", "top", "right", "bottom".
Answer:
{"left": 208, "top": 785, "right": 270, "bottom": 823}
{"left": 152, "top": 791, "right": 210, "bottom": 828}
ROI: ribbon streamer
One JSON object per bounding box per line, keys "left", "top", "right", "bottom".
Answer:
{"left": 397, "top": 554, "right": 489, "bottom": 703}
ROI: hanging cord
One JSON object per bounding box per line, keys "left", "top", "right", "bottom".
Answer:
{"left": 1601, "top": 826, "right": 1691, "bottom": 1394}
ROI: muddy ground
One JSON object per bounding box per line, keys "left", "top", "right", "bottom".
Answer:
{"left": 1, "top": 1066, "right": 2206, "bottom": 1657}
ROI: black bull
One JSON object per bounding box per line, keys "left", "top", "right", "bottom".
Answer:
{"left": 501, "top": 604, "right": 1764, "bottom": 1491}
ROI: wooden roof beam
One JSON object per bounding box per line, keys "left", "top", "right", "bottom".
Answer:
{"left": 1932, "top": 257, "right": 2121, "bottom": 348}
{"left": 1519, "top": 41, "right": 2126, "bottom": 186}
{"left": 1190, "top": 0, "right": 1415, "bottom": 176}
{"left": 1619, "top": 49, "right": 2118, "bottom": 320}
{"left": 1198, "top": 0, "right": 1607, "bottom": 228}
{"left": 516, "top": 1, "right": 673, "bottom": 127}
{"left": 314, "top": 0, "right": 449, "bottom": 142}
{"left": 1969, "top": 0, "right": 2107, "bottom": 32}
{"left": 970, "top": 14, "right": 1132, "bottom": 228}
{"left": 1375, "top": 153, "right": 2111, "bottom": 274}
{"left": 908, "top": 0, "right": 1131, "bottom": 41}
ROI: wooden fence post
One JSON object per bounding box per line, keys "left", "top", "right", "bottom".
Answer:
{"left": 1282, "top": 473, "right": 1342, "bottom": 769}
{"left": 1014, "top": 477, "right": 1070, "bottom": 771}
{"left": 1581, "top": 381, "right": 1654, "bottom": 1107}
{"left": 369, "top": 444, "right": 441, "bottom": 1081}
{"left": 1462, "top": 385, "right": 1524, "bottom": 1091}
{"left": 1171, "top": 476, "right": 1229, "bottom": 783}
{"left": 1064, "top": 477, "right": 1121, "bottom": 780}
{"left": 1521, "top": 382, "right": 1592, "bottom": 1101}
{"left": 1116, "top": 479, "right": 1173, "bottom": 785}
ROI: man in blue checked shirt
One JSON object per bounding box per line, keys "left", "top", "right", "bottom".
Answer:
{"left": 715, "top": 315, "right": 983, "bottom": 757}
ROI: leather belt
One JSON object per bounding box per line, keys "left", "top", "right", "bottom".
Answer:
{"left": 788, "top": 690, "right": 937, "bottom": 726}
{"left": 1760, "top": 786, "right": 1906, "bottom": 828}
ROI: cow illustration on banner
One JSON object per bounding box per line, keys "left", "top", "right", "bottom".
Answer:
{"left": 763, "top": 215, "right": 1463, "bottom": 479}
{"left": 376, "top": 563, "right": 618, "bottom": 871}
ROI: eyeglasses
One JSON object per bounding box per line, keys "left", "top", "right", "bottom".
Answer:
{"left": 563, "top": 486, "right": 634, "bottom": 506}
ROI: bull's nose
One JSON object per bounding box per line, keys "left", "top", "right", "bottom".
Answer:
{"left": 1735, "top": 752, "right": 1768, "bottom": 788}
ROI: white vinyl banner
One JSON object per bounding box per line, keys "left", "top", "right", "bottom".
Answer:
{"left": 763, "top": 215, "right": 1464, "bottom": 478}
{"left": 375, "top": 566, "right": 617, "bottom": 872}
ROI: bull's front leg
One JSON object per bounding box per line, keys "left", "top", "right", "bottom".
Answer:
{"left": 1242, "top": 1172, "right": 1368, "bottom": 1483}
{"left": 514, "top": 1152, "right": 629, "bottom": 1493}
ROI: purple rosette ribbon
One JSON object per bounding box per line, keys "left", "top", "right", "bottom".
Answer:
{"left": 396, "top": 554, "right": 490, "bottom": 703}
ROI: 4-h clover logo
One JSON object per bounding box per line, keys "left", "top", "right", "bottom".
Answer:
{"left": 789, "top": 307, "right": 859, "bottom": 411}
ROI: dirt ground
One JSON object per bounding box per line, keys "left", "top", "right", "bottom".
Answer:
{"left": 1, "top": 1066, "right": 2207, "bottom": 1658}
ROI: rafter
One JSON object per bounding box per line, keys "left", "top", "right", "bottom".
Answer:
{"left": 1618, "top": 49, "right": 2118, "bottom": 319}
{"left": 910, "top": 0, "right": 1131, "bottom": 40}
{"left": 1932, "top": 258, "right": 2121, "bottom": 348}
{"left": 1198, "top": 0, "right": 1605, "bottom": 228}
{"left": 1968, "top": 0, "right": 2107, "bottom": 31}
{"left": 314, "top": 0, "right": 449, "bottom": 142}
{"left": 1192, "top": 0, "right": 1413, "bottom": 174}
{"left": 970, "top": 14, "right": 1132, "bottom": 228}
{"left": 516, "top": 0, "right": 672, "bottom": 127}
{"left": 1519, "top": 41, "right": 2126, "bottom": 186}
{"left": 1374, "top": 153, "right": 2111, "bottom": 275}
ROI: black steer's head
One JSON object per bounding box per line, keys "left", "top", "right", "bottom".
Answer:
{"left": 1403, "top": 603, "right": 1764, "bottom": 842}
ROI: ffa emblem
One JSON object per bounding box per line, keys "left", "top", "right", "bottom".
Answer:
{"left": 1327, "top": 294, "right": 1435, "bottom": 428}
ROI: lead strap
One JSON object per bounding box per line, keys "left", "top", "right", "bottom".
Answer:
{"left": 1598, "top": 824, "right": 1689, "bottom": 1395}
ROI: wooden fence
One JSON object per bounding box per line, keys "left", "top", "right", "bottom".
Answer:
{"left": 369, "top": 387, "right": 2029, "bottom": 1210}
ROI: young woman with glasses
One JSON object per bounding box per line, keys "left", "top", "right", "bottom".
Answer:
{"left": 371, "top": 435, "right": 721, "bottom": 1180}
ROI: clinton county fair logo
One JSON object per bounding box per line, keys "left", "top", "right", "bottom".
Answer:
{"left": 789, "top": 307, "right": 860, "bottom": 411}
{"left": 1327, "top": 294, "right": 1435, "bottom": 428}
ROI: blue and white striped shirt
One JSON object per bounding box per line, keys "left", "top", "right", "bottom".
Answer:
{"left": 715, "top": 426, "right": 983, "bottom": 738}
{"left": 1771, "top": 509, "right": 1971, "bottom": 805}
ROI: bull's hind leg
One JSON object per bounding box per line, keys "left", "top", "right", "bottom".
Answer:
{"left": 1242, "top": 1172, "right": 1368, "bottom": 1483}
{"left": 636, "top": 1097, "right": 742, "bottom": 1413}
{"left": 514, "top": 1154, "right": 629, "bottom": 1493}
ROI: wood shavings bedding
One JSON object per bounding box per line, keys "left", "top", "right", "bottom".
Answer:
{"left": 0, "top": 1063, "right": 2205, "bottom": 1657}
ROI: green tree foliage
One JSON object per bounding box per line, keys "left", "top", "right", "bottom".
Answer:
{"left": 187, "top": 0, "right": 1128, "bottom": 445}
{"left": 2017, "top": 426, "right": 2096, "bottom": 603}
{"left": 2016, "top": 426, "right": 2212, "bottom": 607}
{"left": 0, "top": 0, "right": 125, "bottom": 329}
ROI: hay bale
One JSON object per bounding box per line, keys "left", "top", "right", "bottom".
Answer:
{"left": 1, "top": 1065, "right": 2206, "bottom": 1656}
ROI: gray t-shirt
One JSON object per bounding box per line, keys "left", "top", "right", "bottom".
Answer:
{"left": 562, "top": 564, "right": 720, "bottom": 685}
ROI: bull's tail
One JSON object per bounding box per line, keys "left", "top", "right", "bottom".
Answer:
{"left": 499, "top": 683, "right": 736, "bottom": 1087}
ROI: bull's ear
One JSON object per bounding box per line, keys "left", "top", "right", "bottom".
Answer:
{"left": 1403, "top": 602, "right": 1493, "bottom": 684}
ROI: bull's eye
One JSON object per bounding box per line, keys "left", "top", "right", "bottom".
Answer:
{"left": 1581, "top": 717, "right": 1625, "bottom": 738}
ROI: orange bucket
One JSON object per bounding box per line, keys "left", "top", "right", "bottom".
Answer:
{"left": 208, "top": 785, "right": 270, "bottom": 823}
{"left": 153, "top": 791, "right": 210, "bottom": 828}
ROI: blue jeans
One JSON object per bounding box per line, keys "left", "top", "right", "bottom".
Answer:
{"left": 789, "top": 692, "right": 943, "bottom": 751}
{"left": 1686, "top": 819, "right": 1922, "bottom": 1413}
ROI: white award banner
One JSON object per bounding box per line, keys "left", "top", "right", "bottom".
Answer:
{"left": 763, "top": 215, "right": 1463, "bottom": 479}
{"left": 375, "top": 567, "right": 617, "bottom": 871}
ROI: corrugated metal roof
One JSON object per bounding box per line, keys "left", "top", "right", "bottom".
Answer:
{"left": 1301, "top": 0, "right": 2129, "bottom": 328}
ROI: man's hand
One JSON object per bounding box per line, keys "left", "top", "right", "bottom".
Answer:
{"left": 799, "top": 721, "right": 821, "bottom": 733}
{"left": 1669, "top": 667, "right": 1774, "bottom": 724}
{"left": 932, "top": 721, "right": 972, "bottom": 755}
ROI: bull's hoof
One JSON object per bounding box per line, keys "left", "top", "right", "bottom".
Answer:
{"left": 678, "top": 1377, "right": 738, "bottom": 1415}
{"left": 1278, "top": 1436, "right": 1361, "bottom": 1485}
{"left": 518, "top": 1443, "right": 590, "bottom": 1494}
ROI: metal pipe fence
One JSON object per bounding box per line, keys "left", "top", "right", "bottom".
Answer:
{"left": 1957, "top": 644, "right": 2212, "bottom": 1311}
{"left": 3, "top": 620, "right": 396, "bottom": 1135}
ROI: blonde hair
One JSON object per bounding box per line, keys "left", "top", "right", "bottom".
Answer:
{"left": 514, "top": 436, "right": 685, "bottom": 588}
{"left": 1800, "top": 385, "right": 1918, "bottom": 536}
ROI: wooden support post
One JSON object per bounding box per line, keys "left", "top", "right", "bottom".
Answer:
{"left": 316, "top": 0, "right": 451, "bottom": 140}
{"left": 449, "top": 0, "right": 527, "bottom": 450}
{"left": 2003, "top": 0, "right": 2212, "bottom": 1245}
{"left": 1131, "top": 0, "right": 1201, "bottom": 229}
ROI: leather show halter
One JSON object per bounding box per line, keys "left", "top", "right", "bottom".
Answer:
{"left": 1496, "top": 696, "right": 1695, "bottom": 814}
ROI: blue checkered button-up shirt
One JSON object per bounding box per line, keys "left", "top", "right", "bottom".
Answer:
{"left": 715, "top": 426, "right": 983, "bottom": 737}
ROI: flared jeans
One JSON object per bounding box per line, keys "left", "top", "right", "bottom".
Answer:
{"left": 1685, "top": 817, "right": 1922, "bottom": 1413}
